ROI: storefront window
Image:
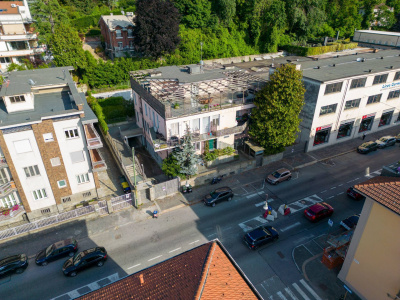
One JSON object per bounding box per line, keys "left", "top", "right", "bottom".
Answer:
{"left": 337, "top": 122, "right": 353, "bottom": 139}
{"left": 359, "top": 117, "right": 374, "bottom": 132}
{"left": 379, "top": 111, "right": 393, "bottom": 127}
{"left": 314, "top": 128, "right": 331, "bottom": 146}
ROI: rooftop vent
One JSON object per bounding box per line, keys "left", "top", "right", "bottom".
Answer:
{"left": 380, "top": 57, "right": 384, "bottom": 59}
{"left": 369, "top": 69, "right": 373, "bottom": 73}
{"left": 11, "top": 4, "right": 17, "bottom": 8}
{"left": 332, "top": 64, "right": 336, "bottom": 67}
{"left": 149, "top": 71, "right": 162, "bottom": 77}
{"left": 314, "top": 66, "right": 320, "bottom": 69}
{"left": 356, "top": 58, "right": 363, "bottom": 62}
{"left": 224, "top": 65, "right": 235, "bottom": 70}
{"left": 28, "top": 79, "right": 36, "bottom": 86}
{"left": 139, "top": 274, "right": 144, "bottom": 286}
{"left": 188, "top": 65, "right": 201, "bottom": 74}
{"left": 390, "top": 66, "right": 393, "bottom": 69}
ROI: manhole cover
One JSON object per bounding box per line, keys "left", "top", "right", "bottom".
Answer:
{"left": 277, "top": 251, "right": 284, "bottom": 259}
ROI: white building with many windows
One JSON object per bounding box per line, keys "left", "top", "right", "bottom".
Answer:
{"left": 0, "top": 67, "right": 106, "bottom": 222}
{"left": 288, "top": 49, "right": 400, "bottom": 152}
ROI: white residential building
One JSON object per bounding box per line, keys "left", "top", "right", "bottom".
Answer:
{"left": 0, "top": 67, "right": 106, "bottom": 222}
{"left": 0, "top": 0, "right": 46, "bottom": 71}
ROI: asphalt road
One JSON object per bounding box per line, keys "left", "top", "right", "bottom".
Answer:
{"left": 0, "top": 146, "right": 398, "bottom": 300}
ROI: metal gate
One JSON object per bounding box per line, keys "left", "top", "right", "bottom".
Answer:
{"left": 110, "top": 193, "right": 133, "bottom": 212}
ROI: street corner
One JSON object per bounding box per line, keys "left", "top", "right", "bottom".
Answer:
{"left": 292, "top": 244, "right": 315, "bottom": 273}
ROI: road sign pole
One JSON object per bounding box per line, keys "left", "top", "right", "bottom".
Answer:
{"left": 132, "top": 147, "right": 138, "bottom": 208}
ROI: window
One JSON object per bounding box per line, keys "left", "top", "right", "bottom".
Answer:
{"left": 129, "top": 40, "right": 134, "bottom": 48}
{"left": 144, "top": 103, "right": 148, "bottom": 116}
{"left": 387, "top": 90, "right": 400, "bottom": 100}
{"left": 24, "top": 165, "right": 40, "bottom": 178}
{"left": 170, "top": 122, "right": 179, "bottom": 136}
{"left": 373, "top": 74, "right": 388, "bottom": 85}
{"left": 70, "top": 151, "right": 85, "bottom": 163}
{"left": 324, "top": 82, "right": 343, "bottom": 94}
{"left": 0, "top": 168, "right": 7, "bottom": 185}
{"left": 14, "top": 139, "right": 32, "bottom": 154}
{"left": 350, "top": 78, "right": 366, "bottom": 89}
{"left": 116, "top": 30, "right": 122, "bottom": 38}
{"left": 319, "top": 104, "right": 338, "bottom": 116}
{"left": 32, "top": 188, "right": 47, "bottom": 201}
{"left": 9, "top": 95, "right": 26, "bottom": 103}
{"left": 394, "top": 71, "right": 400, "bottom": 81}
{"left": 118, "top": 42, "right": 123, "bottom": 49}
{"left": 76, "top": 173, "right": 90, "bottom": 184}
{"left": 128, "top": 29, "right": 133, "bottom": 37}
{"left": 65, "top": 128, "right": 79, "bottom": 139}
{"left": 344, "top": 99, "right": 361, "bottom": 110}
{"left": 51, "top": 157, "right": 61, "bottom": 166}
{"left": 367, "top": 94, "right": 382, "bottom": 104}
{"left": 57, "top": 180, "right": 67, "bottom": 188}
{"left": 0, "top": 57, "right": 10, "bottom": 63}
{"left": 43, "top": 133, "right": 54, "bottom": 142}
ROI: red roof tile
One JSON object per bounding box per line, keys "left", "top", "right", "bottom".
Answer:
{"left": 0, "top": 2, "right": 24, "bottom": 14}
{"left": 354, "top": 176, "right": 400, "bottom": 215}
{"left": 77, "top": 240, "right": 261, "bottom": 300}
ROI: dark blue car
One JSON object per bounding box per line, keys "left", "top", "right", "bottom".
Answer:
{"left": 35, "top": 239, "right": 78, "bottom": 266}
{"left": 243, "top": 226, "right": 279, "bottom": 250}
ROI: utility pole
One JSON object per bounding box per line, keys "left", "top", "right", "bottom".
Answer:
{"left": 132, "top": 147, "right": 138, "bottom": 208}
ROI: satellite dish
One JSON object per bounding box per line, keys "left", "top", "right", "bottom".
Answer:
{"left": 28, "top": 79, "right": 36, "bottom": 86}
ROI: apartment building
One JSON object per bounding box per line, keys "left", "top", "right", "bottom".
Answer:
{"left": 130, "top": 64, "right": 267, "bottom": 165}
{"left": 0, "top": 67, "right": 106, "bottom": 222}
{"left": 99, "top": 13, "right": 135, "bottom": 59}
{"left": 0, "top": 0, "right": 46, "bottom": 71}
{"left": 283, "top": 49, "right": 400, "bottom": 152}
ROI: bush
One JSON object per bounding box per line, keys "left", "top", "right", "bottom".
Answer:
{"left": 281, "top": 42, "right": 358, "bottom": 56}
{"left": 86, "top": 28, "right": 101, "bottom": 37}
{"left": 204, "top": 152, "right": 217, "bottom": 162}
{"left": 86, "top": 96, "right": 109, "bottom": 134}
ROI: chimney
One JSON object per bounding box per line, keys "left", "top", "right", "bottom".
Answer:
{"left": 139, "top": 274, "right": 144, "bottom": 286}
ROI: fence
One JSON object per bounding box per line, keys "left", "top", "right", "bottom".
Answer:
{"left": 151, "top": 178, "right": 180, "bottom": 200}
{"left": 97, "top": 200, "right": 108, "bottom": 216}
{"left": 0, "top": 205, "right": 96, "bottom": 241}
{"left": 111, "top": 193, "right": 133, "bottom": 211}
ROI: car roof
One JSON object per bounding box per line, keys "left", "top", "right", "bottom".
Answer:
{"left": 249, "top": 226, "right": 271, "bottom": 239}
{"left": 54, "top": 239, "right": 75, "bottom": 249}
{"left": 309, "top": 203, "right": 329, "bottom": 213}
{"left": 276, "top": 168, "right": 290, "bottom": 173}
{"left": 215, "top": 187, "right": 232, "bottom": 193}
{"left": 0, "top": 254, "right": 24, "bottom": 266}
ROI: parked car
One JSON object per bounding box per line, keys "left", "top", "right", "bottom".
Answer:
{"left": 304, "top": 202, "right": 334, "bottom": 222}
{"left": 396, "top": 133, "right": 400, "bottom": 142}
{"left": 243, "top": 226, "right": 279, "bottom": 250}
{"left": 62, "top": 247, "right": 107, "bottom": 277}
{"left": 340, "top": 214, "right": 360, "bottom": 230}
{"left": 357, "top": 141, "right": 378, "bottom": 154}
{"left": 0, "top": 254, "right": 28, "bottom": 277}
{"left": 375, "top": 136, "right": 396, "bottom": 148}
{"left": 347, "top": 187, "right": 366, "bottom": 201}
{"left": 266, "top": 168, "right": 292, "bottom": 185}
{"left": 36, "top": 239, "right": 78, "bottom": 266}
{"left": 203, "top": 187, "right": 233, "bottom": 207}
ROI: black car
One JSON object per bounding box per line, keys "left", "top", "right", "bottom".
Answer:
{"left": 243, "top": 226, "right": 279, "bottom": 250}
{"left": 62, "top": 247, "right": 107, "bottom": 277}
{"left": 357, "top": 141, "right": 378, "bottom": 154}
{"left": 0, "top": 254, "right": 28, "bottom": 277}
{"left": 340, "top": 215, "right": 360, "bottom": 230}
{"left": 36, "top": 239, "right": 78, "bottom": 266}
{"left": 347, "top": 187, "right": 366, "bottom": 201}
{"left": 203, "top": 187, "right": 233, "bottom": 207}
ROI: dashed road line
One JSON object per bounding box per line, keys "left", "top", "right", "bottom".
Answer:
{"left": 338, "top": 184, "right": 343, "bottom": 186}
{"left": 127, "top": 263, "right": 141, "bottom": 270}
{"left": 330, "top": 187, "right": 336, "bottom": 190}
{"left": 148, "top": 255, "right": 162, "bottom": 261}
{"left": 246, "top": 193, "right": 259, "bottom": 199}
{"left": 207, "top": 233, "right": 217, "bottom": 238}
{"left": 189, "top": 240, "right": 199, "bottom": 245}
{"left": 327, "top": 196, "right": 334, "bottom": 199}
{"left": 320, "top": 190, "right": 327, "bottom": 193}
{"left": 280, "top": 222, "right": 301, "bottom": 232}
{"left": 277, "top": 291, "right": 288, "bottom": 300}
{"left": 337, "top": 192, "right": 344, "bottom": 195}
{"left": 169, "top": 247, "right": 181, "bottom": 253}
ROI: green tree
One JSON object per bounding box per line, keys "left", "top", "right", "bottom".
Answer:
{"left": 249, "top": 64, "right": 305, "bottom": 154}
{"left": 161, "top": 154, "right": 181, "bottom": 178}
{"left": 174, "top": 133, "right": 200, "bottom": 177}
{"left": 173, "top": 0, "right": 212, "bottom": 28}
{"left": 374, "top": 5, "right": 396, "bottom": 28}
{"left": 48, "top": 24, "right": 87, "bottom": 70}
{"left": 326, "top": 0, "right": 362, "bottom": 37}
{"left": 215, "top": 0, "right": 236, "bottom": 26}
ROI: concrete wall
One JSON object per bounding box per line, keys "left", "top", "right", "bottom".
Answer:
{"left": 93, "top": 89, "right": 132, "bottom": 100}
{"left": 353, "top": 31, "right": 400, "bottom": 47}
{"left": 202, "top": 52, "right": 284, "bottom": 65}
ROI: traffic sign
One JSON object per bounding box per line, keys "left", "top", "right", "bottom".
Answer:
{"left": 328, "top": 219, "right": 333, "bottom": 227}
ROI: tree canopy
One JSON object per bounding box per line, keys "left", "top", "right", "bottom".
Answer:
{"left": 249, "top": 64, "right": 305, "bottom": 154}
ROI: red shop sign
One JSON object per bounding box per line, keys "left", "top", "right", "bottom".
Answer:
{"left": 316, "top": 125, "right": 332, "bottom": 132}
{"left": 362, "top": 114, "right": 375, "bottom": 119}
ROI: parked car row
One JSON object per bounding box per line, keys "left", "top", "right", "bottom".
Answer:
{"left": 357, "top": 135, "right": 397, "bottom": 154}
{"left": 0, "top": 238, "right": 107, "bottom": 279}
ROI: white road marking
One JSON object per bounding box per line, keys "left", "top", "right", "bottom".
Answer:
{"left": 300, "top": 279, "right": 322, "bottom": 300}
{"left": 337, "top": 192, "right": 344, "bottom": 195}
{"left": 67, "top": 291, "right": 80, "bottom": 298}
{"left": 327, "top": 196, "right": 334, "bottom": 199}
{"left": 320, "top": 190, "right": 327, "bottom": 193}
{"left": 280, "top": 222, "right": 301, "bottom": 232}
{"left": 258, "top": 191, "right": 265, "bottom": 194}
{"left": 338, "top": 184, "right": 343, "bottom": 186}
{"left": 292, "top": 283, "right": 311, "bottom": 300}
{"left": 254, "top": 216, "right": 268, "bottom": 224}
{"left": 108, "top": 273, "right": 119, "bottom": 282}
{"left": 222, "top": 226, "right": 232, "bottom": 231}
{"left": 241, "top": 186, "right": 249, "bottom": 193}
{"left": 246, "top": 193, "right": 258, "bottom": 199}
{"left": 88, "top": 282, "right": 100, "bottom": 290}
{"left": 285, "top": 287, "right": 299, "bottom": 300}
{"left": 207, "top": 233, "right": 217, "bottom": 238}
{"left": 346, "top": 180, "right": 353, "bottom": 183}
{"left": 148, "top": 255, "right": 162, "bottom": 261}
{"left": 169, "top": 247, "right": 181, "bottom": 253}
{"left": 330, "top": 187, "right": 336, "bottom": 190}
{"left": 255, "top": 201, "right": 266, "bottom": 207}
{"left": 127, "top": 264, "right": 141, "bottom": 269}
{"left": 277, "top": 291, "right": 288, "bottom": 300}
{"left": 354, "top": 177, "right": 360, "bottom": 180}
{"left": 238, "top": 221, "right": 256, "bottom": 232}
{"left": 189, "top": 240, "right": 199, "bottom": 245}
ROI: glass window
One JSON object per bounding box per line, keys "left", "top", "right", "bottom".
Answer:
{"left": 319, "top": 104, "right": 337, "bottom": 116}
{"left": 359, "top": 117, "right": 374, "bottom": 132}
{"left": 379, "top": 111, "right": 393, "bottom": 127}
{"left": 57, "top": 180, "right": 67, "bottom": 188}
{"left": 344, "top": 99, "right": 361, "bottom": 110}
{"left": 128, "top": 29, "right": 133, "bottom": 37}
{"left": 144, "top": 103, "right": 147, "bottom": 116}
{"left": 0, "top": 168, "right": 7, "bottom": 185}
{"left": 65, "top": 128, "right": 79, "bottom": 139}
{"left": 9, "top": 95, "right": 26, "bottom": 103}
{"left": 43, "top": 133, "right": 54, "bottom": 142}
{"left": 51, "top": 157, "right": 61, "bottom": 166}
{"left": 387, "top": 90, "right": 400, "bottom": 100}
{"left": 76, "top": 173, "right": 90, "bottom": 184}
{"left": 367, "top": 94, "right": 382, "bottom": 105}
{"left": 0, "top": 57, "right": 10, "bottom": 63}
{"left": 70, "top": 151, "right": 85, "bottom": 163}
{"left": 32, "top": 188, "right": 47, "bottom": 200}
{"left": 116, "top": 30, "right": 122, "bottom": 38}
{"left": 350, "top": 78, "right": 366, "bottom": 89}
{"left": 314, "top": 128, "right": 331, "bottom": 145}
{"left": 170, "top": 122, "right": 179, "bottom": 136}
{"left": 373, "top": 74, "right": 388, "bottom": 85}
{"left": 118, "top": 42, "right": 123, "bottom": 48}
{"left": 394, "top": 71, "right": 400, "bottom": 81}
{"left": 324, "top": 82, "right": 343, "bottom": 94}
{"left": 24, "top": 165, "right": 40, "bottom": 178}
{"left": 191, "top": 118, "right": 200, "bottom": 132}
{"left": 337, "top": 122, "right": 353, "bottom": 139}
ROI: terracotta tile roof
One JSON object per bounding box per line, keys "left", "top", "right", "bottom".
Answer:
{"left": 0, "top": 1, "right": 24, "bottom": 14}
{"left": 77, "top": 240, "right": 261, "bottom": 300}
{"left": 354, "top": 176, "right": 400, "bottom": 215}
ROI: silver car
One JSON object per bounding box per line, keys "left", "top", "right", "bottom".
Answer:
{"left": 375, "top": 136, "right": 396, "bottom": 148}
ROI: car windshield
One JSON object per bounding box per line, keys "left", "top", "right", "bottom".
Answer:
{"left": 210, "top": 192, "right": 218, "bottom": 199}
{"left": 272, "top": 171, "right": 281, "bottom": 178}
{"left": 46, "top": 244, "right": 55, "bottom": 257}
{"left": 73, "top": 253, "right": 83, "bottom": 265}
{"left": 379, "top": 137, "right": 387, "bottom": 142}
{"left": 360, "top": 143, "right": 370, "bottom": 147}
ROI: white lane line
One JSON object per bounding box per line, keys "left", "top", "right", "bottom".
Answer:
{"left": 148, "top": 255, "right": 162, "bottom": 262}
{"left": 338, "top": 184, "right": 343, "bottom": 186}
{"left": 330, "top": 187, "right": 336, "bottom": 190}
{"left": 320, "top": 190, "right": 327, "bottom": 193}
{"left": 277, "top": 291, "right": 288, "bottom": 300}
{"left": 246, "top": 193, "right": 258, "bottom": 199}
{"left": 189, "top": 240, "right": 199, "bottom": 245}
{"left": 207, "top": 233, "right": 217, "bottom": 238}
{"left": 280, "top": 222, "right": 301, "bottom": 232}
{"left": 337, "top": 192, "right": 344, "bottom": 195}
{"left": 346, "top": 180, "right": 353, "bottom": 183}
{"left": 354, "top": 177, "right": 360, "bottom": 180}
{"left": 222, "top": 226, "right": 232, "bottom": 231}
{"left": 258, "top": 191, "right": 265, "bottom": 194}
{"left": 285, "top": 287, "right": 299, "bottom": 300}
{"left": 300, "top": 279, "right": 322, "bottom": 300}
{"left": 88, "top": 282, "right": 100, "bottom": 291}
{"left": 241, "top": 186, "right": 249, "bottom": 193}
{"left": 127, "top": 263, "right": 141, "bottom": 270}
{"left": 327, "top": 196, "right": 334, "bottom": 199}
{"left": 67, "top": 291, "right": 80, "bottom": 298}
{"left": 292, "top": 283, "right": 310, "bottom": 300}
{"left": 255, "top": 201, "right": 265, "bottom": 207}
{"left": 169, "top": 247, "right": 181, "bottom": 253}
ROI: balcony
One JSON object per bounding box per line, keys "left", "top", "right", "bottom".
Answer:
{"left": 84, "top": 123, "right": 103, "bottom": 150}
{"left": 89, "top": 149, "right": 107, "bottom": 172}
{"left": 0, "top": 204, "right": 25, "bottom": 223}
{"left": 0, "top": 33, "right": 38, "bottom": 41}
{"left": 0, "top": 157, "right": 7, "bottom": 168}
{"left": 213, "top": 120, "right": 249, "bottom": 137}
{"left": 0, "top": 46, "right": 45, "bottom": 56}
{"left": 0, "top": 180, "right": 17, "bottom": 198}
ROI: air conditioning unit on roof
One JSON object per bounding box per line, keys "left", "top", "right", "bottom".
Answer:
{"left": 11, "top": 4, "right": 17, "bottom": 8}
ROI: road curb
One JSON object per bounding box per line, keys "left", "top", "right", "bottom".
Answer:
{"left": 302, "top": 252, "right": 323, "bottom": 281}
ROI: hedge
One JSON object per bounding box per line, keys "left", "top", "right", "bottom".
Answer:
{"left": 86, "top": 95, "right": 109, "bottom": 134}
{"left": 281, "top": 42, "right": 358, "bottom": 56}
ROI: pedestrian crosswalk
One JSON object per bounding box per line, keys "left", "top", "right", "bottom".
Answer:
{"left": 262, "top": 279, "right": 322, "bottom": 300}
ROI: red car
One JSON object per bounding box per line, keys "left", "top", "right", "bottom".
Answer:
{"left": 304, "top": 202, "right": 334, "bottom": 222}
{"left": 347, "top": 187, "right": 365, "bottom": 201}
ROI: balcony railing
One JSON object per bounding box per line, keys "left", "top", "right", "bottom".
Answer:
{"left": 84, "top": 123, "right": 103, "bottom": 150}
{"left": 213, "top": 120, "right": 249, "bottom": 137}
{"left": 0, "top": 181, "right": 17, "bottom": 197}
{"left": 0, "top": 157, "right": 7, "bottom": 168}
{"left": 0, "top": 204, "right": 25, "bottom": 222}
{"left": 89, "top": 149, "right": 107, "bottom": 172}
{"left": 0, "top": 33, "right": 38, "bottom": 41}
